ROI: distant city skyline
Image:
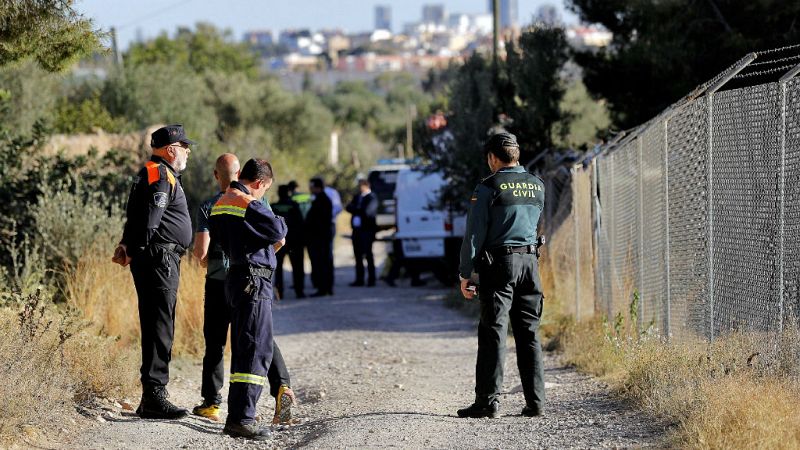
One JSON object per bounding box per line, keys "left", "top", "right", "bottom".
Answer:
{"left": 75, "top": 0, "right": 577, "bottom": 50}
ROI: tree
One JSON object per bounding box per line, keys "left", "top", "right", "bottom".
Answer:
{"left": 0, "top": 0, "right": 101, "bottom": 71}
{"left": 426, "top": 27, "right": 574, "bottom": 206}
{"left": 426, "top": 53, "right": 498, "bottom": 206}
{"left": 504, "top": 26, "right": 571, "bottom": 158}
{"left": 568, "top": 0, "right": 800, "bottom": 128}
{"left": 125, "top": 23, "right": 258, "bottom": 77}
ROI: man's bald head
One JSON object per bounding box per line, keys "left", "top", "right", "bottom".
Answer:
{"left": 214, "top": 153, "right": 240, "bottom": 191}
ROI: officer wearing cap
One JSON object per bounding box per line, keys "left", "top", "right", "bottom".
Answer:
{"left": 456, "top": 131, "right": 546, "bottom": 419}
{"left": 112, "top": 124, "right": 195, "bottom": 419}
{"left": 209, "top": 158, "right": 287, "bottom": 440}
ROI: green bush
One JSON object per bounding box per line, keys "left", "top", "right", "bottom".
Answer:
{"left": 53, "top": 96, "right": 127, "bottom": 134}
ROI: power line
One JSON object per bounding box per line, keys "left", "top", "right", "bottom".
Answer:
{"left": 117, "top": 0, "right": 197, "bottom": 30}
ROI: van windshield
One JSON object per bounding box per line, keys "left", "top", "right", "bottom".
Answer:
{"left": 368, "top": 170, "right": 399, "bottom": 202}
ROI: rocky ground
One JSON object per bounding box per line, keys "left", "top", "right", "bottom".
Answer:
{"left": 56, "top": 245, "right": 667, "bottom": 449}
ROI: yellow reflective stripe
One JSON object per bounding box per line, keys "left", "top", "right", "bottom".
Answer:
{"left": 230, "top": 372, "right": 266, "bottom": 385}
{"left": 210, "top": 205, "right": 246, "bottom": 217}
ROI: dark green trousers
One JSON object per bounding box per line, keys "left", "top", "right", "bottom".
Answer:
{"left": 476, "top": 252, "right": 545, "bottom": 410}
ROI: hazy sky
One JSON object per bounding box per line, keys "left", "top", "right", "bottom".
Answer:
{"left": 75, "top": 0, "right": 577, "bottom": 50}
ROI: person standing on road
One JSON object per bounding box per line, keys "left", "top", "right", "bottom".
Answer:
{"left": 325, "top": 183, "right": 343, "bottom": 227}
{"left": 209, "top": 159, "right": 287, "bottom": 440}
{"left": 346, "top": 178, "right": 378, "bottom": 287}
{"left": 191, "top": 154, "right": 296, "bottom": 425}
{"left": 306, "top": 177, "right": 335, "bottom": 297}
{"left": 288, "top": 180, "right": 312, "bottom": 219}
{"left": 456, "top": 132, "right": 546, "bottom": 419}
{"left": 112, "top": 124, "right": 194, "bottom": 419}
{"left": 272, "top": 184, "right": 306, "bottom": 299}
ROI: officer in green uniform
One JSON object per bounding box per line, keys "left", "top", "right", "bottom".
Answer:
{"left": 457, "top": 132, "right": 546, "bottom": 419}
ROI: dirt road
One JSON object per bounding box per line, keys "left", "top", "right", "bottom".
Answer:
{"left": 66, "top": 258, "right": 665, "bottom": 449}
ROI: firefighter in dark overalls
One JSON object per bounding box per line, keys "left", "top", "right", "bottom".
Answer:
{"left": 192, "top": 154, "right": 295, "bottom": 425}
{"left": 113, "top": 124, "right": 195, "bottom": 419}
{"left": 457, "top": 132, "right": 546, "bottom": 419}
{"left": 209, "top": 159, "right": 287, "bottom": 440}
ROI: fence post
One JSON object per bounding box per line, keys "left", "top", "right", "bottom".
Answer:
{"left": 637, "top": 138, "right": 645, "bottom": 331}
{"left": 608, "top": 155, "right": 615, "bottom": 319}
{"left": 573, "top": 167, "right": 581, "bottom": 321}
{"left": 592, "top": 159, "right": 603, "bottom": 318}
{"left": 663, "top": 119, "right": 672, "bottom": 340}
{"left": 701, "top": 55, "right": 757, "bottom": 341}
{"left": 706, "top": 93, "right": 716, "bottom": 342}
{"left": 779, "top": 81, "right": 787, "bottom": 333}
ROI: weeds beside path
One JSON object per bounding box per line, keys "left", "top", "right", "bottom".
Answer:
{"left": 65, "top": 273, "right": 664, "bottom": 449}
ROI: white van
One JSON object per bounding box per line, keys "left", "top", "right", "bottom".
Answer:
{"left": 366, "top": 159, "right": 412, "bottom": 230}
{"left": 392, "top": 168, "right": 466, "bottom": 284}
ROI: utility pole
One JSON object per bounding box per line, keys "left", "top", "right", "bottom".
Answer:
{"left": 405, "top": 104, "right": 416, "bottom": 160}
{"left": 110, "top": 27, "right": 123, "bottom": 68}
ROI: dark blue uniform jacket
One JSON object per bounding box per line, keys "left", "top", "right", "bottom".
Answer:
{"left": 208, "top": 181, "right": 287, "bottom": 270}
{"left": 121, "top": 155, "right": 192, "bottom": 257}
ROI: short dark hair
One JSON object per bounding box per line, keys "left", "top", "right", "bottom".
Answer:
{"left": 357, "top": 178, "right": 369, "bottom": 188}
{"left": 239, "top": 158, "right": 273, "bottom": 182}
{"left": 277, "top": 184, "right": 290, "bottom": 199}
{"left": 310, "top": 177, "right": 325, "bottom": 189}
{"left": 484, "top": 132, "right": 520, "bottom": 163}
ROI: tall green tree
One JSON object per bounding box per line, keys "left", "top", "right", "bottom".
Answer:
{"left": 0, "top": 0, "right": 101, "bottom": 71}
{"left": 427, "top": 26, "right": 574, "bottom": 205}
{"left": 427, "top": 53, "right": 497, "bottom": 205}
{"left": 504, "top": 26, "right": 571, "bottom": 159}
{"left": 568, "top": 0, "right": 800, "bottom": 128}
{"left": 125, "top": 23, "right": 258, "bottom": 77}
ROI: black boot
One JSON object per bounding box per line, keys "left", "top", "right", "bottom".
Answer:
{"left": 136, "top": 386, "right": 189, "bottom": 419}
{"left": 521, "top": 405, "right": 543, "bottom": 417}
{"left": 223, "top": 422, "right": 272, "bottom": 441}
{"left": 457, "top": 400, "right": 500, "bottom": 418}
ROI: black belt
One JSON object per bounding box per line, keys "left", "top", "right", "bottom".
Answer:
{"left": 231, "top": 265, "right": 274, "bottom": 279}
{"left": 489, "top": 244, "right": 537, "bottom": 257}
{"left": 153, "top": 242, "right": 186, "bottom": 255}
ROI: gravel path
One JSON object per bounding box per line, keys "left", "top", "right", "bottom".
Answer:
{"left": 65, "top": 250, "right": 665, "bottom": 449}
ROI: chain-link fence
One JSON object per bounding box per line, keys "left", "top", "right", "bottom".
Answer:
{"left": 544, "top": 46, "right": 800, "bottom": 340}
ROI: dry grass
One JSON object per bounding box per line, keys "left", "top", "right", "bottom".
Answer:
{"left": 65, "top": 251, "right": 208, "bottom": 357}
{"left": 559, "top": 313, "right": 800, "bottom": 449}
{"left": 0, "top": 292, "right": 137, "bottom": 444}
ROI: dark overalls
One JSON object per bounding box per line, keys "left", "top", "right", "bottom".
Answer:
{"left": 121, "top": 156, "right": 192, "bottom": 389}
{"left": 459, "top": 165, "right": 546, "bottom": 411}
{"left": 196, "top": 193, "right": 291, "bottom": 406}
{"left": 208, "top": 181, "right": 287, "bottom": 425}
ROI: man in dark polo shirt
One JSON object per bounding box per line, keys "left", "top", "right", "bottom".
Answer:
{"left": 113, "top": 124, "right": 195, "bottom": 419}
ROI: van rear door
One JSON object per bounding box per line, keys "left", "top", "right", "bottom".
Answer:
{"left": 395, "top": 169, "right": 448, "bottom": 258}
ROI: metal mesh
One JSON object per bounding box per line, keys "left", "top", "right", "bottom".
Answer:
{"left": 710, "top": 85, "right": 782, "bottom": 334}
{"left": 539, "top": 170, "right": 578, "bottom": 317}
{"left": 538, "top": 166, "right": 596, "bottom": 320}
{"left": 666, "top": 97, "right": 710, "bottom": 339}
{"left": 596, "top": 155, "right": 615, "bottom": 318}
{"left": 541, "top": 48, "right": 800, "bottom": 341}
{"left": 609, "top": 140, "right": 641, "bottom": 316}
{"left": 782, "top": 78, "right": 800, "bottom": 322}
{"left": 639, "top": 121, "right": 668, "bottom": 333}
{"left": 573, "top": 168, "right": 596, "bottom": 319}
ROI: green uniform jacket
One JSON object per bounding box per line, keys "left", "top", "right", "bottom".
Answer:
{"left": 458, "top": 165, "right": 545, "bottom": 279}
